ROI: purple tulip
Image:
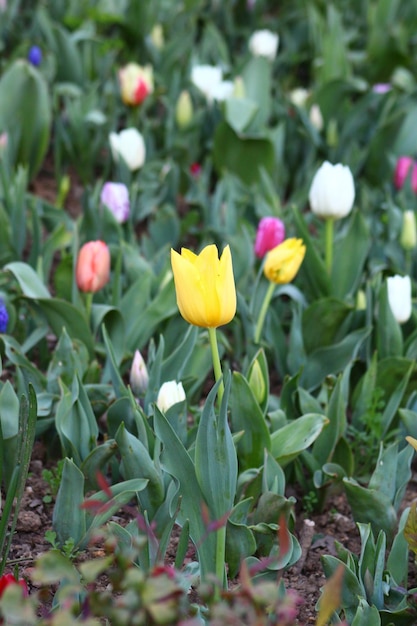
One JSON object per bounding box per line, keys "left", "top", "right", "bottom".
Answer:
{"left": 254, "top": 217, "right": 286, "bottom": 258}
{"left": 100, "top": 182, "right": 130, "bottom": 223}
{"left": 28, "top": 46, "right": 42, "bottom": 67}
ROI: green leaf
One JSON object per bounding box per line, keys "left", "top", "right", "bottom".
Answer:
{"left": 343, "top": 478, "right": 397, "bottom": 542}
{"left": 195, "top": 375, "right": 237, "bottom": 519}
{"left": 331, "top": 211, "right": 371, "bottom": 299}
{"left": 229, "top": 372, "right": 271, "bottom": 470}
{"left": 270, "top": 413, "right": 328, "bottom": 466}
{"left": 115, "top": 423, "right": 164, "bottom": 515}
{"left": 301, "top": 327, "right": 371, "bottom": 390}
{"left": 92, "top": 305, "right": 125, "bottom": 366}
{"left": 241, "top": 56, "right": 272, "bottom": 127}
{"left": 5, "top": 261, "right": 50, "bottom": 298}
{"left": 292, "top": 206, "right": 331, "bottom": 300}
{"left": 213, "top": 121, "right": 275, "bottom": 186}
{"left": 313, "top": 375, "right": 346, "bottom": 466}
{"left": 33, "top": 298, "right": 95, "bottom": 356}
{"left": 302, "top": 298, "right": 353, "bottom": 354}
{"left": 153, "top": 405, "right": 217, "bottom": 579}
{"left": 321, "top": 555, "right": 363, "bottom": 611}
{"left": 376, "top": 283, "right": 403, "bottom": 359}
{"left": 31, "top": 549, "right": 80, "bottom": 585}
{"left": 225, "top": 97, "right": 259, "bottom": 134}
{"left": 52, "top": 458, "right": 86, "bottom": 547}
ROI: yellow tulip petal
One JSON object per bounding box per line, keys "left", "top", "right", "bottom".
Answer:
{"left": 170, "top": 244, "right": 236, "bottom": 328}
{"left": 264, "top": 238, "right": 306, "bottom": 284}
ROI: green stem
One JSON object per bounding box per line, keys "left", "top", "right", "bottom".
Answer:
{"left": 325, "top": 218, "right": 334, "bottom": 275}
{"left": 215, "top": 525, "right": 226, "bottom": 589}
{"left": 208, "top": 327, "right": 224, "bottom": 404}
{"left": 254, "top": 281, "right": 275, "bottom": 344}
{"left": 85, "top": 291, "right": 93, "bottom": 326}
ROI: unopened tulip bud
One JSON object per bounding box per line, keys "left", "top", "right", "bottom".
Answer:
{"left": 233, "top": 76, "right": 245, "bottom": 99}
{"left": 156, "top": 380, "right": 186, "bottom": 413}
{"left": 130, "top": 350, "right": 149, "bottom": 396}
{"left": 356, "top": 289, "right": 366, "bottom": 311}
{"left": 150, "top": 24, "right": 164, "bottom": 50}
{"left": 175, "top": 90, "right": 193, "bottom": 129}
{"left": 109, "top": 128, "right": 146, "bottom": 171}
{"left": 76, "top": 241, "right": 111, "bottom": 293}
{"left": 401, "top": 210, "right": 417, "bottom": 250}
{"left": 248, "top": 29, "right": 279, "bottom": 61}
{"left": 248, "top": 359, "right": 266, "bottom": 404}
{"left": 326, "top": 118, "right": 338, "bottom": 148}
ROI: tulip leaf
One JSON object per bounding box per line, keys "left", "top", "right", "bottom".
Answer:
{"left": 376, "top": 283, "right": 403, "bottom": 359}
{"left": 213, "top": 121, "right": 275, "bottom": 186}
{"left": 32, "top": 297, "right": 95, "bottom": 357}
{"left": 241, "top": 56, "right": 272, "bottom": 128}
{"left": 312, "top": 374, "right": 347, "bottom": 466}
{"left": 5, "top": 261, "right": 51, "bottom": 299}
{"left": 115, "top": 422, "right": 164, "bottom": 515}
{"left": 229, "top": 371, "right": 271, "bottom": 470}
{"left": 153, "top": 404, "right": 217, "bottom": 579}
{"left": 302, "top": 297, "right": 352, "bottom": 349}
{"left": 270, "top": 413, "right": 328, "bottom": 466}
{"left": 52, "top": 457, "right": 86, "bottom": 547}
{"left": 225, "top": 97, "right": 259, "bottom": 134}
{"left": 343, "top": 478, "right": 398, "bottom": 541}
{"left": 300, "top": 327, "right": 371, "bottom": 390}
{"left": 292, "top": 207, "right": 331, "bottom": 300}
{"left": 195, "top": 375, "right": 237, "bottom": 520}
{"left": 92, "top": 305, "right": 125, "bottom": 366}
{"left": 123, "top": 278, "right": 178, "bottom": 351}
{"left": 331, "top": 211, "right": 371, "bottom": 299}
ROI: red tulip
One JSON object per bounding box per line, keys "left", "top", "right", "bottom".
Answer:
{"left": 394, "top": 156, "right": 417, "bottom": 193}
{"left": 0, "top": 573, "right": 28, "bottom": 598}
{"left": 254, "top": 216, "right": 286, "bottom": 258}
{"left": 76, "top": 241, "right": 111, "bottom": 293}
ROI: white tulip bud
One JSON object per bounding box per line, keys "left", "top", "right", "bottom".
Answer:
{"left": 387, "top": 275, "right": 412, "bottom": 324}
{"left": 156, "top": 381, "right": 186, "bottom": 412}
{"left": 309, "top": 161, "right": 355, "bottom": 220}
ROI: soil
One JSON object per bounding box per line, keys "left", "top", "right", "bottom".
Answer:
{"left": 6, "top": 443, "right": 417, "bottom": 625}
{"left": 5, "top": 168, "right": 417, "bottom": 624}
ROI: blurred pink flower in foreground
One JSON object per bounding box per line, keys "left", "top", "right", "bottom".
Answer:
{"left": 0, "top": 573, "right": 28, "bottom": 598}
{"left": 100, "top": 182, "right": 130, "bottom": 223}
{"left": 254, "top": 217, "right": 286, "bottom": 258}
{"left": 394, "top": 156, "right": 417, "bottom": 193}
{"left": 76, "top": 241, "right": 111, "bottom": 293}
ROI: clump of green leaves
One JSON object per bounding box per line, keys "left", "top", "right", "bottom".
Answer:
{"left": 41, "top": 459, "right": 65, "bottom": 504}
{"left": 347, "top": 386, "right": 392, "bottom": 478}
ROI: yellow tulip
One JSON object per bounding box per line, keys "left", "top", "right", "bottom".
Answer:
{"left": 264, "top": 238, "right": 306, "bottom": 284}
{"left": 170, "top": 244, "right": 236, "bottom": 328}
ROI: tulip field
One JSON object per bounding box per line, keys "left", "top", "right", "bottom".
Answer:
{"left": 2, "top": 1, "right": 417, "bottom": 624}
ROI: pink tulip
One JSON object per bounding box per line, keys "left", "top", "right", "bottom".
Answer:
{"left": 394, "top": 156, "right": 417, "bottom": 193}
{"left": 254, "top": 217, "right": 286, "bottom": 258}
{"left": 76, "top": 241, "right": 111, "bottom": 293}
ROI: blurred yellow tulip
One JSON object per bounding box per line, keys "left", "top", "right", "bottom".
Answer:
{"left": 170, "top": 244, "right": 236, "bottom": 328}
{"left": 264, "top": 238, "right": 306, "bottom": 284}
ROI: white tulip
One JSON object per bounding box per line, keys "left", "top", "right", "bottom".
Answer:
{"left": 387, "top": 275, "right": 412, "bottom": 324}
{"left": 109, "top": 128, "right": 146, "bottom": 171}
{"left": 248, "top": 29, "right": 279, "bottom": 61}
{"left": 289, "top": 87, "right": 310, "bottom": 108}
{"left": 191, "top": 65, "right": 223, "bottom": 102}
{"left": 211, "top": 80, "right": 234, "bottom": 102}
{"left": 156, "top": 380, "right": 186, "bottom": 413}
{"left": 309, "top": 161, "right": 355, "bottom": 220}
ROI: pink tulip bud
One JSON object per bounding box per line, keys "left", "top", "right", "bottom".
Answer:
{"left": 76, "top": 241, "right": 111, "bottom": 293}
{"left": 254, "top": 217, "right": 286, "bottom": 258}
{"left": 394, "top": 156, "right": 417, "bottom": 193}
{"left": 100, "top": 182, "right": 130, "bottom": 223}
